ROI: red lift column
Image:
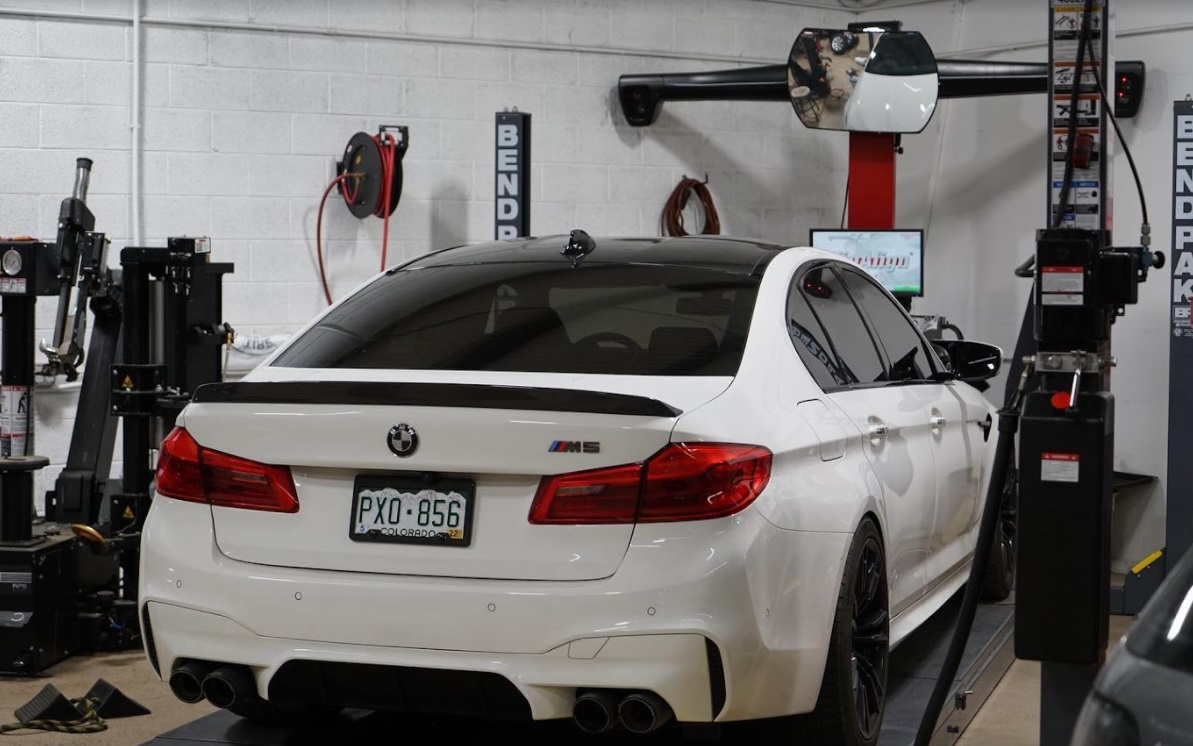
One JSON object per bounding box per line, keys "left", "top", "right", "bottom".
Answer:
{"left": 847, "top": 133, "right": 898, "bottom": 229}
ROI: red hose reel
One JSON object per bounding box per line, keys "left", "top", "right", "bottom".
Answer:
{"left": 316, "top": 126, "right": 410, "bottom": 306}
{"left": 336, "top": 125, "right": 409, "bottom": 219}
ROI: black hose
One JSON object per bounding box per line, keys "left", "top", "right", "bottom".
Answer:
{"left": 912, "top": 405, "right": 1021, "bottom": 746}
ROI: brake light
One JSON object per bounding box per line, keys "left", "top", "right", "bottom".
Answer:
{"left": 530, "top": 463, "right": 642, "bottom": 524}
{"left": 155, "top": 427, "right": 299, "bottom": 513}
{"left": 529, "top": 443, "right": 771, "bottom": 524}
{"left": 640, "top": 443, "right": 772, "bottom": 521}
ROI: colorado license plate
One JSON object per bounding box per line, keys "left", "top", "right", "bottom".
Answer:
{"left": 349, "top": 476, "right": 475, "bottom": 547}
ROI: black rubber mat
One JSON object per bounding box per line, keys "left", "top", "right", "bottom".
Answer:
{"left": 142, "top": 597, "right": 1014, "bottom": 746}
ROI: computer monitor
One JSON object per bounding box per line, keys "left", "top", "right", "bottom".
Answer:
{"left": 808, "top": 229, "right": 925, "bottom": 297}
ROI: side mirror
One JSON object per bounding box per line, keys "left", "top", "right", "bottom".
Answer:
{"left": 933, "top": 340, "right": 1002, "bottom": 382}
{"left": 787, "top": 28, "right": 939, "bottom": 134}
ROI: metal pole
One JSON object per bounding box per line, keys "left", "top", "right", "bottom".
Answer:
{"left": 118, "top": 250, "right": 152, "bottom": 601}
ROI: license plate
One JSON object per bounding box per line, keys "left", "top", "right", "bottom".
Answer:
{"left": 349, "top": 476, "right": 475, "bottom": 547}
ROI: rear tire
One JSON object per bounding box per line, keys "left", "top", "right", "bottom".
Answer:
{"left": 980, "top": 453, "right": 1017, "bottom": 602}
{"left": 749, "top": 517, "right": 889, "bottom": 746}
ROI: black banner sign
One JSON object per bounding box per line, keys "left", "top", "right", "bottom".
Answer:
{"left": 494, "top": 111, "right": 531, "bottom": 240}
{"left": 1169, "top": 99, "right": 1193, "bottom": 564}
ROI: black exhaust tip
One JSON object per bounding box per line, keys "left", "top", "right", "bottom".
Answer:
{"left": 573, "top": 690, "right": 620, "bottom": 734}
{"left": 201, "top": 666, "right": 256, "bottom": 710}
{"left": 619, "top": 692, "right": 674, "bottom": 735}
{"left": 168, "top": 662, "right": 210, "bottom": 704}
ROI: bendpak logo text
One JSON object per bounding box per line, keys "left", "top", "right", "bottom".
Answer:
{"left": 549, "top": 440, "right": 601, "bottom": 454}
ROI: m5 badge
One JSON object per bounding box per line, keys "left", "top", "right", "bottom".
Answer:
{"left": 548, "top": 440, "right": 600, "bottom": 454}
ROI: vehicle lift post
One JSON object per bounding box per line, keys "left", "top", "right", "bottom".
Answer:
{"left": 110, "top": 238, "right": 233, "bottom": 605}
{"left": 1013, "top": 1, "right": 1163, "bottom": 743}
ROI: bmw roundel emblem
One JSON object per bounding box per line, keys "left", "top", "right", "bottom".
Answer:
{"left": 387, "top": 423, "right": 419, "bottom": 457}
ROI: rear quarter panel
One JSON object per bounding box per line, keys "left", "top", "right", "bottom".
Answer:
{"left": 671, "top": 248, "right": 885, "bottom": 538}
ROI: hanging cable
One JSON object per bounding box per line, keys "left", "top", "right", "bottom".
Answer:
{"left": 661, "top": 175, "right": 721, "bottom": 236}
{"left": 839, "top": 177, "right": 850, "bottom": 229}
{"left": 1088, "top": 46, "right": 1150, "bottom": 236}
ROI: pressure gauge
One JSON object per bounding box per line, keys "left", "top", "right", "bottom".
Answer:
{"left": 2, "top": 249, "right": 22, "bottom": 276}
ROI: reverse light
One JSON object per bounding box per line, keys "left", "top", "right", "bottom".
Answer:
{"left": 156, "top": 427, "right": 299, "bottom": 513}
{"left": 529, "top": 443, "right": 772, "bottom": 525}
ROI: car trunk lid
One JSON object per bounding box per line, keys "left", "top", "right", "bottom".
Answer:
{"left": 181, "top": 371, "right": 729, "bottom": 582}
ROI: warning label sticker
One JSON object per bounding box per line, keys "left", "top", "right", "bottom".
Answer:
{"left": 1041, "top": 266, "right": 1085, "bottom": 293}
{"left": 1, "top": 385, "right": 30, "bottom": 457}
{"left": 1042, "top": 452, "right": 1080, "bottom": 483}
{"left": 1053, "top": 94, "right": 1100, "bottom": 129}
{"left": 0, "top": 277, "right": 27, "bottom": 295}
{"left": 1041, "top": 293, "right": 1084, "bottom": 306}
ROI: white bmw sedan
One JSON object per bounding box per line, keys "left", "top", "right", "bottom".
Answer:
{"left": 139, "top": 233, "right": 1008, "bottom": 745}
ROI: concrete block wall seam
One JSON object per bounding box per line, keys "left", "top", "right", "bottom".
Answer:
{"left": 0, "top": 0, "right": 853, "bottom": 494}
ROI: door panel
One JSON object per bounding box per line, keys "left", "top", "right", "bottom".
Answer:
{"left": 829, "top": 386, "right": 939, "bottom": 614}
{"left": 790, "top": 264, "right": 938, "bottom": 613}
{"left": 927, "top": 383, "right": 993, "bottom": 576}
{"left": 833, "top": 265, "right": 988, "bottom": 585}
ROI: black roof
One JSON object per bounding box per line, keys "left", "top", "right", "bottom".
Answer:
{"left": 404, "top": 234, "right": 788, "bottom": 277}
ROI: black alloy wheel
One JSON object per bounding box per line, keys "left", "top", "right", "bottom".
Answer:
{"left": 997, "top": 463, "right": 1018, "bottom": 578}
{"left": 982, "top": 456, "right": 1018, "bottom": 601}
{"left": 752, "top": 517, "right": 889, "bottom": 746}
{"left": 851, "top": 535, "right": 890, "bottom": 742}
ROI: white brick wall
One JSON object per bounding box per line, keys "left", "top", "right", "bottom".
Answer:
{"left": 0, "top": 0, "right": 854, "bottom": 508}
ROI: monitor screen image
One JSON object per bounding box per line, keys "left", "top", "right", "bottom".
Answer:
{"left": 808, "top": 229, "right": 924, "bottom": 297}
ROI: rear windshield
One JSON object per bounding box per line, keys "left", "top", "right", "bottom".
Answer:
{"left": 272, "top": 262, "right": 759, "bottom": 376}
{"left": 1126, "top": 548, "right": 1193, "bottom": 675}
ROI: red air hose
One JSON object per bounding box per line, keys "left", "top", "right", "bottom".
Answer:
{"left": 316, "top": 172, "right": 350, "bottom": 306}
{"left": 376, "top": 130, "right": 396, "bottom": 271}
{"left": 317, "top": 128, "right": 407, "bottom": 305}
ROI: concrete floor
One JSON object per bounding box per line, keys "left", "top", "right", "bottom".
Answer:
{"left": 0, "top": 616, "right": 1137, "bottom": 746}
{"left": 955, "top": 614, "right": 1135, "bottom": 746}
{"left": 0, "top": 651, "right": 214, "bottom": 745}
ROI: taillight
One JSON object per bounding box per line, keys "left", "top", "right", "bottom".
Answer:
{"left": 529, "top": 443, "right": 771, "bottom": 525}
{"left": 530, "top": 463, "right": 642, "bottom": 524}
{"left": 639, "top": 443, "right": 772, "bottom": 522}
{"left": 155, "top": 427, "right": 299, "bottom": 513}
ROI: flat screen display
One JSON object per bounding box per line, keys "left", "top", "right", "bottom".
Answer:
{"left": 809, "top": 229, "right": 924, "bottom": 297}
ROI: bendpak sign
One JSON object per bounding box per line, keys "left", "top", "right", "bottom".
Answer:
{"left": 495, "top": 111, "right": 531, "bottom": 240}
{"left": 1169, "top": 99, "right": 1193, "bottom": 563}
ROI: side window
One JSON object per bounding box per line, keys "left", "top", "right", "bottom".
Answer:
{"left": 839, "top": 267, "right": 937, "bottom": 382}
{"left": 797, "top": 265, "right": 885, "bottom": 385}
{"left": 788, "top": 287, "right": 851, "bottom": 389}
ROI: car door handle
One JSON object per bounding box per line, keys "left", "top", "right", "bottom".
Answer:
{"left": 868, "top": 425, "right": 888, "bottom": 445}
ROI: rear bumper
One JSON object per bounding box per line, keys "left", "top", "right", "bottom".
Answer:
{"left": 140, "top": 496, "right": 851, "bottom": 723}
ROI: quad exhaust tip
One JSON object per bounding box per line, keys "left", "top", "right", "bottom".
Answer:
{"left": 573, "top": 690, "right": 620, "bottom": 734}
{"left": 618, "top": 691, "right": 674, "bottom": 735}
{"left": 168, "top": 661, "right": 211, "bottom": 704}
{"left": 572, "top": 690, "right": 674, "bottom": 735}
{"left": 201, "top": 666, "right": 256, "bottom": 710}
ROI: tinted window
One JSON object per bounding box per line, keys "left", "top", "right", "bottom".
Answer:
{"left": 840, "top": 268, "right": 936, "bottom": 382}
{"left": 1126, "top": 547, "right": 1193, "bottom": 675}
{"left": 866, "top": 32, "right": 938, "bottom": 77}
{"left": 798, "top": 265, "right": 884, "bottom": 384}
{"left": 272, "top": 262, "right": 757, "bottom": 376}
{"left": 788, "top": 287, "right": 851, "bottom": 389}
